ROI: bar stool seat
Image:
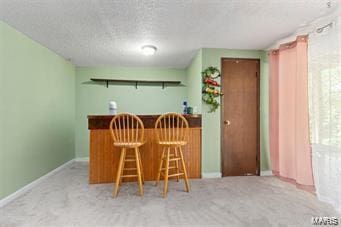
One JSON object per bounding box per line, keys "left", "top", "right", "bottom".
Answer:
{"left": 158, "top": 141, "right": 187, "bottom": 146}
{"left": 113, "top": 142, "right": 145, "bottom": 148}
{"left": 109, "top": 113, "right": 145, "bottom": 197}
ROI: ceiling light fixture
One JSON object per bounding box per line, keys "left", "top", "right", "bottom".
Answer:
{"left": 141, "top": 45, "right": 157, "bottom": 56}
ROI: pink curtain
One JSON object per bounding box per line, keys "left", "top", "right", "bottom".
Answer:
{"left": 269, "top": 36, "right": 314, "bottom": 191}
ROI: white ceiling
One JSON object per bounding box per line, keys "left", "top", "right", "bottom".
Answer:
{"left": 0, "top": 0, "right": 338, "bottom": 68}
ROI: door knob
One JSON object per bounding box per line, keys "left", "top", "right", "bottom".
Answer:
{"left": 224, "top": 120, "right": 231, "bottom": 125}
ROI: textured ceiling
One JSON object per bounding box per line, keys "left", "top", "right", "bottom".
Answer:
{"left": 0, "top": 0, "right": 338, "bottom": 68}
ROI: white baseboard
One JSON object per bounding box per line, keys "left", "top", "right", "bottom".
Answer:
{"left": 203, "top": 171, "right": 273, "bottom": 177}
{"left": 0, "top": 159, "right": 74, "bottom": 208}
{"left": 260, "top": 170, "right": 273, "bottom": 176}
{"left": 74, "top": 157, "right": 89, "bottom": 162}
{"left": 202, "top": 172, "right": 222, "bottom": 178}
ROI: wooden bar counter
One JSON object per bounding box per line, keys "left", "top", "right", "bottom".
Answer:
{"left": 88, "top": 114, "right": 202, "bottom": 184}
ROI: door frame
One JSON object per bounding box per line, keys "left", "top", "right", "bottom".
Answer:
{"left": 220, "top": 57, "right": 261, "bottom": 176}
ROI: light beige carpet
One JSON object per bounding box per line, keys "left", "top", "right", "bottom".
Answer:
{"left": 0, "top": 162, "right": 338, "bottom": 227}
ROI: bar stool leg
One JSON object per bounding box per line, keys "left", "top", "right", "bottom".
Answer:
{"left": 174, "top": 147, "right": 180, "bottom": 182}
{"left": 179, "top": 147, "right": 190, "bottom": 192}
{"left": 138, "top": 150, "right": 144, "bottom": 184}
{"left": 163, "top": 148, "right": 170, "bottom": 198}
{"left": 113, "top": 148, "right": 126, "bottom": 197}
{"left": 135, "top": 148, "right": 144, "bottom": 196}
{"left": 119, "top": 149, "right": 127, "bottom": 186}
{"left": 155, "top": 147, "right": 165, "bottom": 186}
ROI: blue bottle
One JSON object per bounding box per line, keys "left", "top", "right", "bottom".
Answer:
{"left": 182, "top": 101, "right": 188, "bottom": 114}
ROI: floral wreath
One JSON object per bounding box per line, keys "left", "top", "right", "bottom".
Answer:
{"left": 202, "top": 66, "right": 224, "bottom": 112}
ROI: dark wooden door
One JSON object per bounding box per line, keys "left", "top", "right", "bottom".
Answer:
{"left": 221, "top": 58, "right": 260, "bottom": 176}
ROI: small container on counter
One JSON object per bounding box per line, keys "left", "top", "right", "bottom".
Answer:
{"left": 186, "top": 107, "right": 193, "bottom": 114}
{"left": 109, "top": 101, "right": 117, "bottom": 115}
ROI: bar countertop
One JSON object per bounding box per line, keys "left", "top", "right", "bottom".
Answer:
{"left": 88, "top": 114, "right": 202, "bottom": 129}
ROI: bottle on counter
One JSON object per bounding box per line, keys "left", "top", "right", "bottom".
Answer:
{"left": 182, "top": 101, "right": 188, "bottom": 114}
{"left": 109, "top": 101, "right": 117, "bottom": 115}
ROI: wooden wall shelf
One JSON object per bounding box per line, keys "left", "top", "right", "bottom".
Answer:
{"left": 90, "top": 78, "right": 182, "bottom": 89}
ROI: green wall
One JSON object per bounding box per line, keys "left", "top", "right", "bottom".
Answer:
{"left": 0, "top": 22, "right": 75, "bottom": 199}
{"left": 75, "top": 67, "right": 187, "bottom": 158}
{"left": 0, "top": 22, "right": 5, "bottom": 200}
{"left": 186, "top": 48, "right": 270, "bottom": 174}
{"left": 201, "top": 48, "right": 270, "bottom": 173}
{"left": 186, "top": 49, "right": 202, "bottom": 112}
{"left": 260, "top": 52, "right": 270, "bottom": 171}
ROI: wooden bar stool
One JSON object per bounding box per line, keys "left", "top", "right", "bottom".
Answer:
{"left": 109, "top": 113, "right": 145, "bottom": 197}
{"left": 155, "top": 113, "right": 190, "bottom": 198}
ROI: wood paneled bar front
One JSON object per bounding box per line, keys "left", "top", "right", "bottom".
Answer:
{"left": 88, "top": 114, "right": 202, "bottom": 184}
